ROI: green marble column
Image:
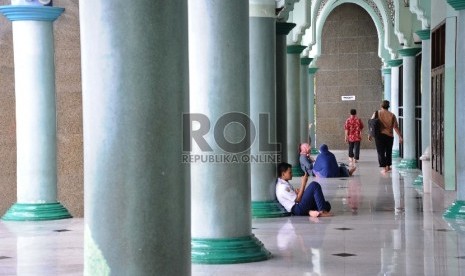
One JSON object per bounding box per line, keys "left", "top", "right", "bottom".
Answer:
{"left": 190, "top": 0, "right": 271, "bottom": 264}
{"left": 300, "top": 57, "right": 312, "bottom": 143}
{"left": 250, "top": 0, "right": 288, "bottom": 218}
{"left": 276, "top": 22, "right": 296, "bottom": 164}
{"left": 287, "top": 45, "right": 306, "bottom": 176}
{"left": 444, "top": 3, "right": 465, "bottom": 219}
{"left": 80, "top": 1, "right": 189, "bottom": 274}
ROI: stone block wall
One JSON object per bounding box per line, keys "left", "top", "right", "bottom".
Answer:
{"left": 315, "top": 3, "right": 383, "bottom": 151}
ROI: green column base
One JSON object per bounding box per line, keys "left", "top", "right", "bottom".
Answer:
{"left": 292, "top": 165, "right": 304, "bottom": 177}
{"left": 396, "top": 159, "right": 417, "bottom": 169}
{"left": 443, "top": 200, "right": 465, "bottom": 220}
{"left": 252, "top": 201, "right": 290, "bottom": 218}
{"left": 192, "top": 234, "right": 272, "bottom": 264}
{"left": 392, "top": 150, "right": 400, "bottom": 158}
{"left": 414, "top": 174, "right": 423, "bottom": 185}
{"left": 2, "top": 202, "right": 72, "bottom": 221}
{"left": 311, "top": 148, "right": 319, "bottom": 155}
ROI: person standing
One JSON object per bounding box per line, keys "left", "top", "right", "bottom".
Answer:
{"left": 368, "top": 100, "right": 403, "bottom": 173}
{"left": 344, "top": 109, "right": 364, "bottom": 163}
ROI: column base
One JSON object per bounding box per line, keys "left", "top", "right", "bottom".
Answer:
{"left": 2, "top": 202, "right": 72, "bottom": 221}
{"left": 392, "top": 150, "right": 400, "bottom": 158}
{"left": 396, "top": 159, "right": 417, "bottom": 169}
{"left": 292, "top": 165, "right": 304, "bottom": 177}
{"left": 192, "top": 234, "right": 272, "bottom": 264}
{"left": 414, "top": 174, "right": 423, "bottom": 185}
{"left": 252, "top": 201, "right": 290, "bottom": 218}
{"left": 443, "top": 200, "right": 465, "bottom": 220}
{"left": 311, "top": 147, "right": 319, "bottom": 155}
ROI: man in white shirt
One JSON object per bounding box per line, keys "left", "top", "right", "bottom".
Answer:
{"left": 276, "top": 162, "right": 332, "bottom": 217}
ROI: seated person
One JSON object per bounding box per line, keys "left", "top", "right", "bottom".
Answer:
{"left": 313, "top": 144, "right": 356, "bottom": 178}
{"left": 275, "top": 162, "right": 332, "bottom": 217}
{"left": 299, "top": 143, "right": 315, "bottom": 176}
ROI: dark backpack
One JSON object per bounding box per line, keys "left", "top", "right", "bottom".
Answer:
{"left": 368, "top": 111, "right": 380, "bottom": 138}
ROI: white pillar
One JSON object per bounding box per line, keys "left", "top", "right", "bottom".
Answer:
{"left": 416, "top": 29, "right": 431, "bottom": 153}
{"left": 398, "top": 48, "right": 421, "bottom": 169}
{"left": 189, "top": 0, "right": 270, "bottom": 264}
{"left": 80, "top": 1, "right": 190, "bottom": 274}
{"left": 0, "top": 4, "right": 71, "bottom": 221}
{"left": 387, "top": 60, "right": 402, "bottom": 158}
{"left": 383, "top": 68, "right": 392, "bottom": 101}
{"left": 308, "top": 67, "right": 318, "bottom": 153}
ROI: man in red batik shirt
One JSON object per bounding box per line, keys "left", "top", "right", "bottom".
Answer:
{"left": 344, "top": 109, "right": 364, "bottom": 164}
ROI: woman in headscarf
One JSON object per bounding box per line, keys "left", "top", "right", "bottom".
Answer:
{"left": 299, "top": 143, "right": 314, "bottom": 176}
{"left": 313, "top": 144, "right": 356, "bottom": 178}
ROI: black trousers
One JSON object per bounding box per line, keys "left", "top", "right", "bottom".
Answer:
{"left": 375, "top": 134, "right": 394, "bottom": 167}
{"left": 348, "top": 141, "right": 360, "bottom": 160}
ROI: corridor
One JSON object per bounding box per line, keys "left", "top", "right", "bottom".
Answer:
{"left": 0, "top": 150, "right": 461, "bottom": 275}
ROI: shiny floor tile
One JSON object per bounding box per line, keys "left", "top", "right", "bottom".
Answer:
{"left": 0, "top": 150, "right": 463, "bottom": 275}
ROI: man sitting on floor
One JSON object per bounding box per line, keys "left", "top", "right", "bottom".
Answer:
{"left": 275, "top": 162, "right": 332, "bottom": 218}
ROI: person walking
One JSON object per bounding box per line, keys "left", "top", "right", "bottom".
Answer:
{"left": 368, "top": 100, "right": 403, "bottom": 173}
{"left": 344, "top": 109, "right": 364, "bottom": 164}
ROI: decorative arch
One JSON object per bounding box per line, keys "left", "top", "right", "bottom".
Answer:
{"left": 305, "top": 0, "right": 400, "bottom": 63}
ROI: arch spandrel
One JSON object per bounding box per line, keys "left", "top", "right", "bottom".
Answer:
{"left": 307, "top": 0, "right": 401, "bottom": 62}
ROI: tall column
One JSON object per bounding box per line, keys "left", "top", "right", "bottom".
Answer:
{"left": 415, "top": 29, "right": 432, "bottom": 186}
{"left": 79, "top": 1, "right": 189, "bottom": 274}
{"left": 308, "top": 67, "right": 319, "bottom": 154}
{"left": 443, "top": 2, "right": 465, "bottom": 219}
{"left": 286, "top": 45, "right": 306, "bottom": 176}
{"left": 0, "top": 4, "right": 71, "bottom": 221}
{"left": 387, "top": 59, "right": 402, "bottom": 158}
{"left": 190, "top": 0, "right": 270, "bottom": 264}
{"left": 416, "top": 29, "right": 432, "bottom": 153}
{"left": 383, "top": 68, "right": 392, "bottom": 101}
{"left": 398, "top": 48, "right": 422, "bottom": 169}
{"left": 300, "top": 57, "right": 312, "bottom": 143}
{"left": 250, "top": 0, "right": 288, "bottom": 218}
{"left": 276, "top": 22, "right": 296, "bottom": 163}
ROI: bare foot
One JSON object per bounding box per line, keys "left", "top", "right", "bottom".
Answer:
{"left": 309, "top": 211, "right": 320, "bottom": 218}
{"left": 309, "top": 210, "right": 333, "bottom": 217}
{"left": 349, "top": 166, "right": 357, "bottom": 176}
{"left": 319, "top": 211, "right": 333, "bottom": 217}
{"left": 381, "top": 169, "right": 387, "bottom": 174}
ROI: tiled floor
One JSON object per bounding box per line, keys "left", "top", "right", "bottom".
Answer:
{"left": 0, "top": 150, "right": 463, "bottom": 275}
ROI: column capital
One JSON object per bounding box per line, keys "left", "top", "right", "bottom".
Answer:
{"left": 415, "top": 29, "right": 431, "bottom": 40}
{"left": 387, "top": 59, "right": 403, "bottom": 67}
{"left": 308, "top": 67, "right": 318, "bottom": 74}
{"left": 300, "top": 57, "right": 313, "bottom": 66}
{"left": 447, "top": 0, "right": 465, "bottom": 10}
{"left": 398, "top": 47, "right": 422, "bottom": 57}
{"left": 249, "top": 0, "right": 275, "bottom": 18}
{"left": 276, "top": 22, "right": 296, "bottom": 35}
{"left": 287, "top": 45, "right": 306, "bottom": 54}
{"left": 382, "top": 68, "right": 391, "bottom": 75}
{"left": 0, "top": 5, "right": 64, "bottom": 21}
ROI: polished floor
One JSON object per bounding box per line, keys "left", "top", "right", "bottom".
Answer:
{"left": 0, "top": 150, "right": 463, "bottom": 275}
